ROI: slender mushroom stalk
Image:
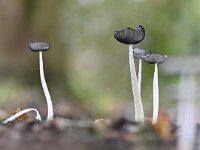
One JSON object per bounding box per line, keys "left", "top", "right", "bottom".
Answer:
{"left": 39, "top": 51, "right": 53, "bottom": 120}
{"left": 177, "top": 75, "right": 187, "bottom": 125}
{"left": 138, "top": 59, "right": 142, "bottom": 94}
{"left": 153, "top": 63, "right": 159, "bottom": 124}
{"left": 29, "top": 42, "right": 53, "bottom": 121}
{"left": 128, "top": 45, "right": 144, "bottom": 122}
{"left": 144, "top": 53, "right": 167, "bottom": 124}
{"left": 177, "top": 76, "right": 197, "bottom": 150}
{"left": 114, "top": 25, "right": 145, "bottom": 122}
{"left": 2, "top": 108, "right": 42, "bottom": 124}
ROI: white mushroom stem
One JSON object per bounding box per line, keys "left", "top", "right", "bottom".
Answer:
{"left": 129, "top": 45, "right": 144, "bottom": 122}
{"left": 2, "top": 108, "right": 42, "bottom": 124}
{"left": 177, "top": 75, "right": 187, "bottom": 125}
{"left": 177, "top": 76, "right": 196, "bottom": 150}
{"left": 152, "top": 63, "right": 159, "bottom": 124}
{"left": 39, "top": 51, "right": 53, "bottom": 121}
{"left": 138, "top": 59, "right": 142, "bottom": 95}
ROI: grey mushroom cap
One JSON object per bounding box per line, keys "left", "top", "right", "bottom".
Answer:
{"left": 29, "top": 42, "right": 50, "bottom": 52}
{"left": 133, "top": 48, "right": 151, "bottom": 59}
{"left": 144, "top": 53, "right": 167, "bottom": 64}
{"left": 114, "top": 25, "right": 145, "bottom": 45}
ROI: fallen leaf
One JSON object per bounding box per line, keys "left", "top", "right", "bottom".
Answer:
{"left": 94, "top": 118, "right": 110, "bottom": 135}
{"left": 13, "top": 108, "right": 32, "bottom": 122}
{"left": 153, "top": 111, "right": 172, "bottom": 141}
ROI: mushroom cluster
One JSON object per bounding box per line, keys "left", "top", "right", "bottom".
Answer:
{"left": 114, "top": 25, "right": 167, "bottom": 124}
{"left": 2, "top": 42, "right": 53, "bottom": 123}
{"left": 114, "top": 25, "right": 146, "bottom": 122}
{"left": 2, "top": 27, "right": 166, "bottom": 125}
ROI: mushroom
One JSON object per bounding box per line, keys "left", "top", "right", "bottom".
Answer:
{"left": 144, "top": 53, "right": 167, "bottom": 124}
{"left": 2, "top": 108, "right": 42, "bottom": 124}
{"left": 162, "top": 56, "right": 200, "bottom": 125}
{"left": 1, "top": 42, "right": 53, "bottom": 124}
{"left": 132, "top": 48, "right": 151, "bottom": 94}
{"left": 114, "top": 25, "right": 145, "bottom": 122}
{"left": 161, "top": 56, "right": 198, "bottom": 150}
{"left": 29, "top": 42, "right": 53, "bottom": 121}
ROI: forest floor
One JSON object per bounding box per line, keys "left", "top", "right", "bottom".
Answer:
{"left": 0, "top": 101, "right": 198, "bottom": 150}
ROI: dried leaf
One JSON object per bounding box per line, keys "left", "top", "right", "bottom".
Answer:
{"left": 153, "top": 111, "right": 172, "bottom": 141}
{"left": 94, "top": 119, "right": 110, "bottom": 135}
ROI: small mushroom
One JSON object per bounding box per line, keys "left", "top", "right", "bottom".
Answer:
{"left": 29, "top": 42, "right": 53, "bottom": 121}
{"left": 114, "top": 25, "right": 145, "bottom": 122}
{"left": 144, "top": 53, "right": 167, "bottom": 124}
{"left": 29, "top": 42, "right": 50, "bottom": 52}
{"left": 144, "top": 54, "right": 167, "bottom": 64}
{"left": 132, "top": 48, "right": 151, "bottom": 94}
{"left": 2, "top": 108, "right": 42, "bottom": 124}
{"left": 133, "top": 48, "right": 151, "bottom": 59}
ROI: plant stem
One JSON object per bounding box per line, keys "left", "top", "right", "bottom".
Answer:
{"left": 39, "top": 51, "right": 53, "bottom": 121}
{"left": 152, "top": 64, "right": 159, "bottom": 124}
{"left": 2, "top": 108, "right": 42, "bottom": 124}
{"left": 129, "top": 45, "right": 144, "bottom": 122}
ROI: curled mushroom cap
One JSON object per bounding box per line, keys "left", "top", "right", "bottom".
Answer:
{"left": 114, "top": 25, "right": 145, "bottom": 44}
{"left": 133, "top": 48, "right": 151, "bottom": 59}
{"left": 144, "top": 54, "right": 167, "bottom": 64}
{"left": 29, "top": 42, "right": 50, "bottom": 52}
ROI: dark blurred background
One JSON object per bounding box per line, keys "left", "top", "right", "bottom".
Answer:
{"left": 0, "top": 0, "right": 199, "bottom": 119}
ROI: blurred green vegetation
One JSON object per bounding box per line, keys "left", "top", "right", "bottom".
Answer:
{"left": 0, "top": 0, "right": 200, "bottom": 116}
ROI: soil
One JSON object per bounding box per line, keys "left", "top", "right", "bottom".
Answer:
{"left": 0, "top": 117, "right": 177, "bottom": 150}
{"left": 0, "top": 101, "right": 199, "bottom": 150}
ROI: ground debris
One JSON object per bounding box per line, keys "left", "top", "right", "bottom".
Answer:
{"left": 0, "top": 116, "right": 178, "bottom": 150}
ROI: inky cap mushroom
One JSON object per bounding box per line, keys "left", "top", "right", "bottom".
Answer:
{"left": 29, "top": 41, "right": 53, "bottom": 121}
{"left": 144, "top": 54, "right": 167, "bottom": 64}
{"left": 114, "top": 25, "right": 145, "bottom": 44}
{"left": 29, "top": 42, "right": 50, "bottom": 52}
{"left": 133, "top": 48, "right": 151, "bottom": 59}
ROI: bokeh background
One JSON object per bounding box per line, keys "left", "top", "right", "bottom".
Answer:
{"left": 0, "top": 0, "right": 199, "bottom": 120}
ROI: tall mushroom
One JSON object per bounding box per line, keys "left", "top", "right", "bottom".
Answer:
{"left": 144, "top": 53, "right": 167, "bottom": 124}
{"left": 161, "top": 56, "right": 198, "bottom": 150}
{"left": 29, "top": 42, "right": 53, "bottom": 121}
{"left": 114, "top": 25, "right": 145, "bottom": 122}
